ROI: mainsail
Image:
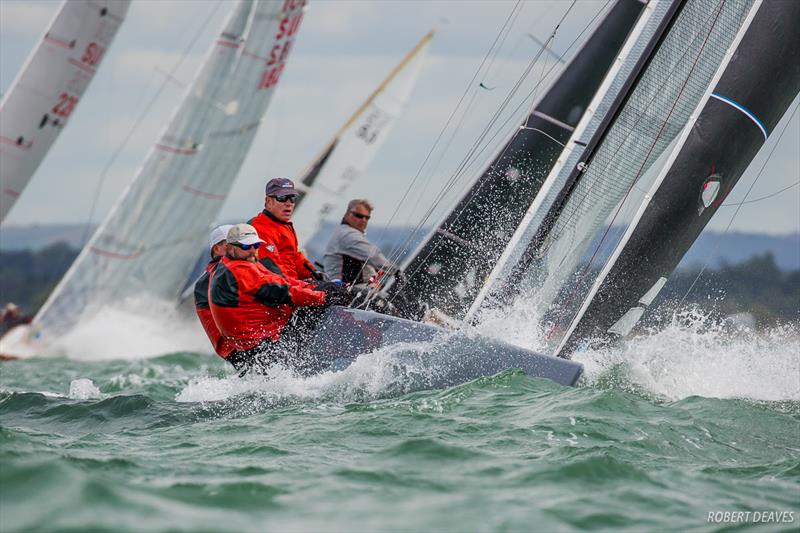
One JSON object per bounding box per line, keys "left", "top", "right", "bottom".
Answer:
{"left": 0, "top": 0, "right": 130, "bottom": 222}
{"left": 386, "top": 0, "right": 648, "bottom": 321}
{"left": 470, "top": 0, "right": 760, "bottom": 352}
{"left": 32, "top": 0, "right": 307, "bottom": 340}
{"left": 556, "top": 0, "right": 800, "bottom": 354}
{"left": 291, "top": 30, "right": 433, "bottom": 244}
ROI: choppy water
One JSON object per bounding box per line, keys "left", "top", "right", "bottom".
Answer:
{"left": 1, "top": 310, "right": 799, "bottom": 532}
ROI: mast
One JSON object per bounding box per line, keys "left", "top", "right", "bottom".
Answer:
{"left": 557, "top": 0, "right": 800, "bottom": 355}
{"left": 0, "top": 0, "right": 130, "bottom": 222}
{"left": 32, "top": 0, "right": 307, "bottom": 341}
{"left": 291, "top": 30, "right": 434, "bottom": 243}
{"left": 387, "top": 0, "right": 648, "bottom": 321}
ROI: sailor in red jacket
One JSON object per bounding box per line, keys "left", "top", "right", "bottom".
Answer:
{"left": 209, "top": 223, "right": 348, "bottom": 373}
{"left": 249, "top": 177, "right": 324, "bottom": 281}
{"left": 193, "top": 224, "right": 237, "bottom": 359}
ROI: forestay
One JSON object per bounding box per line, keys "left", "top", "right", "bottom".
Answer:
{"left": 0, "top": 0, "right": 130, "bottom": 222}
{"left": 33, "top": 0, "right": 307, "bottom": 339}
{"left": 291, "top": 31, "right": 433, "bottom": 244}
{"left": 472, "top": 0, "right": 757, "bottom": 354}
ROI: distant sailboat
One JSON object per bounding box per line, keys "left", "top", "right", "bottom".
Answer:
{"left": 291, "top": 30, "right": 433, "bottom": 244}
{"left": 14, "top": 0, "right": 307, "bottom": 350}
{"left": 0, "top": 0, "right": 130, "bottom": 222}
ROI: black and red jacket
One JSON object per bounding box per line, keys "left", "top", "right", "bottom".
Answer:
{"left": 193, "top": 258, "right": 236, "bottom": 359}
{"left": 250, "top": 210, "right": 317, "bottom": 280}
{"left": 209, "top": 256, "right": 326, "bottom": 352}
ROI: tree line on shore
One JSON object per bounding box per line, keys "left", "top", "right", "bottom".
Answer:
{"left": 1, "top": 241, "right": 797, "bottom": 327}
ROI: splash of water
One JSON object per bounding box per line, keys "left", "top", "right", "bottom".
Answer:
{"left": 68, "top": 378, "right": 103, "bottom": 400}
{"left": 576, "top": 308, "right": 800, "bottom": 402}
{"left": 50, "top": 297, "right": 209, "bottom": 361}
{"left": 477, "top": 297, "right": 800, "bottom": 402}
{"left": 176, "top": 339, "right": 468, "bottom": 404}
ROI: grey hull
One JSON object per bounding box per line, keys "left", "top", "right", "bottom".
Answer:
{"left": 299, "top": 306, "right": 583, "bottom": 389}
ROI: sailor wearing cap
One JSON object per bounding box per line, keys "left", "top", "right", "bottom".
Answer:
{"left": 193, "top": 225, "right": 236, "bottom": 359}
{"left": 207, "top": 223, "right": 348, "bottom": 374}
{"left": 248, "top": 177, "right": 326, "bottom": 282}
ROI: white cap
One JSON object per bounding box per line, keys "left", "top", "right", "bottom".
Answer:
{"left": 226, "top": 223, "right": 265, "bottom": 246}
{"left": 209, "top": 224, "right": 234, "bottom": 250}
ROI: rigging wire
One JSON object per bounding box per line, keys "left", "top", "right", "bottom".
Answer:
{"left": 404, "top": 1, "right": 526, "bottom": 231}
{"left": 382, "top": 0, "right": 610, "bottom": 289}
{"left": 382, "top": 0, "right": 599, "bottom": 278}
{"left": 719, "top": 181, "right": 799, "bottom": 207}
{"left": 398, "top": 0, "right": 580, "bottom": 261}
{"left": 349, "top": 0, "right": 526, "bottom": 308}
{"left": 679, "top": 98, "right": 800, "bottom": 306}
{"left": 375, "top": 0, "right": 524, "bottom": 239}
{"left": 79, "top": 0, "right": 224, "bottom": 247}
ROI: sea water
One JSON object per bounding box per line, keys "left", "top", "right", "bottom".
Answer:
{"left": 1, "top": 306, "right": 798, "bottom": 532}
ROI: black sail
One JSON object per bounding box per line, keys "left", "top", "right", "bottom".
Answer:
{"left": 389, "top": 0, "right": 647, "bottom": 320}
{"left": 559, "top": 0, "right": 800, "bottom": 354}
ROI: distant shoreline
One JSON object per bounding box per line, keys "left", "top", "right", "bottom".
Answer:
{"left": 2, "top": 222, "right": 799, "bottom": 272}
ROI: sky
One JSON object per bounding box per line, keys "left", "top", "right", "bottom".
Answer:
{"left": 1, "top": 0, "right": 798, "bottom": 237}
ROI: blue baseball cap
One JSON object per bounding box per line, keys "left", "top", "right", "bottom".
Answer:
{"left": 265, "top": 177, "right": 299, "bottom": 197}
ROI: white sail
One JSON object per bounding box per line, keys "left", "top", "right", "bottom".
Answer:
{"left": 31, "top": 0, "right": 307, "bottom": 341}
{"left": 0, "top": 0, "right": 130, "bottom": 222}
{"left": 291, "top": 30, "right": 433, "bottom": 244}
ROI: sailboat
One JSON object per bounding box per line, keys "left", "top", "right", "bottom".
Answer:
{"left": 291, "top": 30, "right": 434, "bottom": 245}
{"left": 281, "top": 0, "right": 665, "bottom": 387}
{"left": 468, "top": 0, "right": 799, "bottom": 355}
{"left": 2, "top": 0, "right": 307, "bottom": 354}
{"left": 0, "top": 0, "right": 130, "bottom": 222}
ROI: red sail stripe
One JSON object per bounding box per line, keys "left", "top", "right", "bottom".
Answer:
{"left": 3, "top": 188, "right": 20, "bottom": 198}
{"left": 68, "top": 57, "right": 96, "bottom": 74}
{"left": 242, "top": 49, "right": 268, "bottom": 61}
{"left": 0, "top": 136, "right": 31, "bottom": 150}
{"left": 216, "top": 40, "right": 240, "bottom": 49}
{"left": 156, "top": 144, "right": 197, "bottom": 155}
{"left": 181, "top": 184, "right": 226, "bottom": 200}
{"left": 44, "top": 34, "right": 74, "bottom": 49}
{"left": 89, "top": 246, "right": 144, "bottom": 259}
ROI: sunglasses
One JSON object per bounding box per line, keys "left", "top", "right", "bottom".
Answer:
{"left": 350, "top": 211, "right": 371, "bottom": 220}
{"left": 232, "top": 242, "right": 261, "bottom": 251}
{"left": 270, "top": 195, "right": 296, "bottom": 204}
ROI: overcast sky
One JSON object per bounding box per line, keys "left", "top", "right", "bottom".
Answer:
{"left": 1, "top": 0, "right": 798, "bottom": 236}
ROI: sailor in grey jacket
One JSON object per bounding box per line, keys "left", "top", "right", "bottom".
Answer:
{"left": 322, "top": 199, "right": 399, "bottom": 284}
